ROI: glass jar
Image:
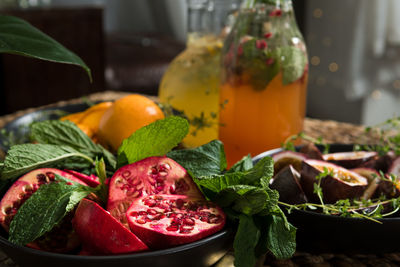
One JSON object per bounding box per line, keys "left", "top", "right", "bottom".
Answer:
{"left": 158, "top": 0, "right": 240, "bottom": 148}
{"left": 219, "top": 0, "right": 308, "bottom": 166}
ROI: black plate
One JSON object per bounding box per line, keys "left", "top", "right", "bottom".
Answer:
{"left": 0, "top": 103, "right": 92, "bottom": 152}
{"left": 0, "top": 104, "right": 234, "bottom": 267}
{"left": 253, "top": 144, "right": 400, "bottom": 254}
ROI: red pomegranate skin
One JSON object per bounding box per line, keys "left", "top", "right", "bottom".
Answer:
{"left": 73, "top": 198, "right": 148, "bottom": 255}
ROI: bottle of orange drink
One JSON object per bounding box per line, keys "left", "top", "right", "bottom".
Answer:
{"left": 219, "top": 0, "right": 308, "bottom": 166}
{"left": 158, "top": 0, "right": 240, "bottom": 148}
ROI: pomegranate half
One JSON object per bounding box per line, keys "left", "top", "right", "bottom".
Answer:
{"left": 126, "top": 194, "right": 226, "bottom": 249}
{"left": 107, "top": 156, "right": 203, "bottom": 225}
{"left": 0, "top": 168, "right": 89, "bottom": 252}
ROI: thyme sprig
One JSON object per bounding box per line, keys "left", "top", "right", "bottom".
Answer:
{"left": 282, "top": 132, "right": 330, "bottom": 154}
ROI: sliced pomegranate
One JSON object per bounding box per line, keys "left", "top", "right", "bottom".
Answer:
{"left": 63, "top": 169, "right": 100, "bottom": 187}
{"left": 126, "top": 194, "right": 226, "bottom": 249}
{"left": 107, "top": 156, "right": 203, "bottom": 225}
{"left": 73, "top": 199, "right": 148, "bottom": 255}
{"left": 0, "top": 168, "right": 88, "bottom": 252}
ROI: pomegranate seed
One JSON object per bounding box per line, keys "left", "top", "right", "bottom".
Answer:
{"left": 175, "top": 199, "right": 184, "bottom": 209}
{"left": 183, "top": 218, "right": 195, "bottom": 226}
{"left": 37, "top": 174, "right": 47, "bottom": 184}
{"left": 169, "top": 185, "right": 176, "bottom": 194}
{"left": 136, "top": 219, "right": 146, "bottom": 224}
{"left": 166, "top": 225, "right": 178, "bottom": 232}
{"left": 122, "top": 170, "right": 131, "bottom": 178}
{"left": 155, "top": 185, "right": 164, "bottom": 192}
{"left": 129, "top": 211, "right": 139, "bottom": 217}
{"left": 139, "top": 211, "right": 147, "bottom": 216}
{"left": 147, "top": 209, "right": 157, "bottom": 215}
{"left": 158, "top": 163, "right": 171, "bottom": 171}
{"left": 264, "top": 32, "right": 272, "bottom": 39}
{"left": 151, "top": 166, "right": 158, "bottom": 174}
{"left": 256, "top": 39, "right": 267, "bottom": 49}
{"left": 144, "top": 198, "right": 157, "bottom": 207}
{"left": 46, "top": 172, "right": 56, "bottom": 181}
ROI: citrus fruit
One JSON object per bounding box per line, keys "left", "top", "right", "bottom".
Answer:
{"left": 97, "top": 94, "right": 165, "bottom": 152}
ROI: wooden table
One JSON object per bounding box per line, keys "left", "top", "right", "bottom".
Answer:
{"left": 0, "top": 91, "right": 396, "bottom": 267}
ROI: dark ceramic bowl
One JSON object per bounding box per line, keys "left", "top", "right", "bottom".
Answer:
{"left": 253, "top": 144, "right": 400, "bottom": 254}
{"left": 0, "top": 227, "right": 234, "bottom": 267}
{"left": 0, "top": 103, "right": 92, "bottom": 152}
{"left": 0, "top": 104, "right": 235, "bottom": 267}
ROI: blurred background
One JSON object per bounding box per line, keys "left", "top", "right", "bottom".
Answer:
{"left": 0, "top": 0, "right": 399, "bottom": 126}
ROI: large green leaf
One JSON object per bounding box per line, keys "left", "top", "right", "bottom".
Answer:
{"left": 0, "top": 15, "right": 91, "bottom": 81}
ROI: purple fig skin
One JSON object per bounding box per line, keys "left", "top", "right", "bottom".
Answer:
{"left": 272, "top": 151, "right": 307, "bottom": 175}
{"left": 322, "top": 151, "right": 378, "bottom": 169}
{"left": 271, "top": 165, "right": 307, "bottom": 204}
{"left": 300, "top": 160, "right": 368, "bottom": 204}
{"left": 299, "top": 143, "right": 323, "bottom": 160}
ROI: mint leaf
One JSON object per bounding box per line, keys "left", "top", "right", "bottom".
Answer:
{"left": 233, "top": 214, "right": 260, "bottom": 267}
{"left": 8, "top": 180, "right": 93, "bottom": 246}
{"left": 194, "top": 172, "right": 244, "bottom": 193}
{"left": 30, "top": 120, "right": 116, "bottom": 170}
{"left": 280, "top": 46, "right": 307, "bottom": 85}
{"left": 117, "top": 116, "right": 189, "bottom": 167}
{"left": 266, "top": 215, "right": 297, "bottom": 259}
{"left": 167, "top": 140, "right": 227, "bottom": 178}
{"left": 232, "top": 187, "right": 271, "bottom": 215}
{"left": 1, "top": 144, "right": 93, "bottom": 180}
{"left": 0, "top": 15, "right": 91, "bottom": 81}
{"left": 228, "top": 154, "right": 253, "bottom": 172}
{"left": 242, "top": 157, "right": 274, "bottom": 185}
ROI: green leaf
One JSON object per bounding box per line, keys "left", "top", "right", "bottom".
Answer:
{"left": 233, "top": 214, "right": 260, "bottom": 267}
{"left": 232, "top": 187, "right": 271, "bottom": 215}
{"left": 1, "top": 144, "right": 93, "bottom": 180}
{"left": 242, "top": 157, "right": 274, "bottom": 185}
{"left": 94, "top": 158, "right": 108, "bottom": 203}
{"left": 266, "top": 215, "right": 297, "bottom": 259}
{"left": 8, "top": 180, "right": 93, "bottom": 246}
{"left": 117, "top": 116, "right": 189, "bottom": 167}
{"left": 194, "top": 172, "right": 244, "bottom": 193}
{"left": 30, "top": 120, "right": 116, "bottom": 170}
{"left": 0, "top": 15, "right": 91, "bottom": 81}
{"left": 228, "top": 154, "right": 253, "bottom": 173}
{"left": 167, "top": 140, "right": 227, "bottom": 178}
{"left": 279, "top": 46, "right": 307, "bottom": 85}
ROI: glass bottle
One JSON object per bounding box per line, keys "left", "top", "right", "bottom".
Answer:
{"left": 219, "top": 0, "right": 308, "bottom": 166}
{"left": 158, "top": 0, "right": 240, "bottom": 148}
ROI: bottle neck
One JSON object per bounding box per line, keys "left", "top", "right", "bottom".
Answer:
{"left": 186, "top": 0, "right": 241, "bottom": 39}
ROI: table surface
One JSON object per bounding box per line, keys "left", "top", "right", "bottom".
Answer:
{"left": 0, "top": 91, "right": 396, "bottom": 267}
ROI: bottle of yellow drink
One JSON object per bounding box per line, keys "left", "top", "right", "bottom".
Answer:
{"left": 158, "top": 0, "right": 240, "bottom": 148}
{"left": 219, "top": 0, "right": 308, "bottom": 166}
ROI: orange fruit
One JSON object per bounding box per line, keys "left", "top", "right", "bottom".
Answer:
{"left": 60, "top": 102, "right": 113, "bottom": 140}
{"left": 97, "top": 94, "right": 165, "bottom": 152}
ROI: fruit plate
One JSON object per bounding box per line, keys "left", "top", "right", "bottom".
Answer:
{"left": 0, "top": 226, "right": 234, "bottom": 267}
{"left": 0, "top": 103, "right": 92, "bottom": 152}
{"left": 253, "top": 144, "right": 400, "bottom": 254}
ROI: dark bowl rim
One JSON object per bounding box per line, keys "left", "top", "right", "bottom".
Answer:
{"left": 252, "top": 144, "right": 400, "bottom": 223}
{"left": 0, "top": 226, "right": 233, "bottom": 259}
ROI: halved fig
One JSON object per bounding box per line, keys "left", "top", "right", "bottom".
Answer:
{"left": 126, "top": 194, "right": 226, "bottom": 249}
{"left": 107, "top": 156, "right": 203, "bottom": 226}
{"left": 271, "top": 165, "right": 307, "bottom": 204}
{"left": 73, "top": 199, "right": 148, "bottom": 255}
{"left": 351, "top": 168, "right": 380, "bottom": 200}
{"left": 0, "top": 168, "right": 88, "bottom": 252}
{"left": 299, "top": 143, "right": 323, "bottom": 160}
{"left": 300, "top": 160, "right": 368, "bottom": 203}
{"left": 322, "top": 151, "right": 378, "bottom": 169}
{"left": 272, "top": 151, "right": 307, "bottom": 174}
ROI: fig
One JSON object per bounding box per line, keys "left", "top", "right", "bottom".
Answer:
{"left": 300, "top": 160, "right": 368, "bottom": 204}
{"left": 107, "top": 156, "right": 203, "bottom": 226}
{"left": 322, "top": 151, "right": 378, "bottom": 169}
{"left": 271, "top": 165, "right": 307, "bottom": 204}
{"left": 73, "top": 199, "right": 148, "bottom": 255}
{"left": 127, "top": 194, "right": 225, "bottom": 249}
{"left": 0, "top": 168, "right": 89, "bottom": 252}
{"left": 272, "top": 151, "right": 307, "bottom": 174}
{"left": 387, "top": 157, "right": 400, "bottom": 177}
{"left": 351, "top": 168, "right": 380, "bottom": 200}
{"left": 299, "top": 143, "right": 323, "bottom": 160}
